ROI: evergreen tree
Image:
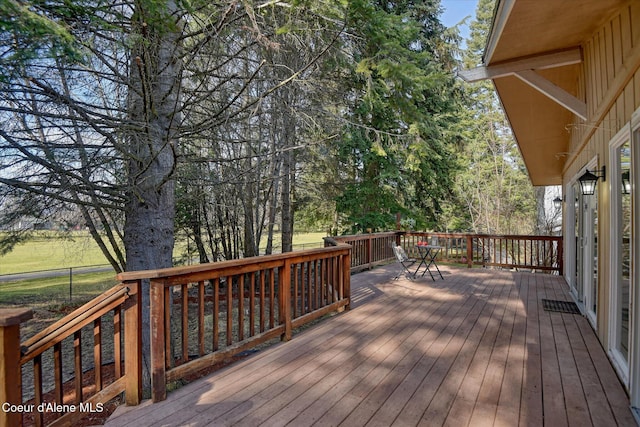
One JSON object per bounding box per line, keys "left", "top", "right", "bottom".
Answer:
{"left": 447, "top": 0, "right": 536, "bottom": 234}
{"left": 335, "top": 0, "right": 460, "bottom": 233}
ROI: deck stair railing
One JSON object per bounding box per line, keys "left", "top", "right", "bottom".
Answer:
{"left": 0, "top": 283, "right": 141, "bottom": 427}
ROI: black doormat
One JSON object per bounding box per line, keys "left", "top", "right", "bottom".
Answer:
{"left": 542, "top": 299, "right": 581, "bottom": 314}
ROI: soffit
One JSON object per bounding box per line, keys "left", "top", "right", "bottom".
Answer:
{"left": 484, "top": 0, "right": 625, "bottom": 186}
{"left": 488, "top": 0, "right": 625, "bottom": 65}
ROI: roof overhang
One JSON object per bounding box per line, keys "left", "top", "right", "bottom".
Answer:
{"left": 458, "top": 0, "right": 628, "bottom": 186}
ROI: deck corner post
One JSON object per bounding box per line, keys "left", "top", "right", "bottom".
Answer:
{"left": 150, "top": 279, "right": 167, "bottom": 402}
{"left": 0, "top": 308, "right": 33, "bottom": 427}
{"left": 124, "top": 280, "right": 142, "bottom": 405}
{"left": 466, "top": 235, "right": 473, "bottom": 268}
{"left": 280, "top": 259, "right": 292, "bottom": 342}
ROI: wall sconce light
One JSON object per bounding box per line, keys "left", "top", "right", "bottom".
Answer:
{"left": 578, "top": 166, "right": 606, "bottom": 196}
{"left": 552, "top": 196, "right": 563, "bottom": 209}
{"left": 622, "top": 170, "right": 631, "bottom": 195}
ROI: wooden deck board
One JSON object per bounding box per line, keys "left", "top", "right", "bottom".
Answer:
{"left": 520, "top": 273, "right": 544, "bottom": 427}
{"left": 105, "top": 265, "right": 636, "bottom": 427}
{"left": 466, "top": 276, "right": 517, "bottom": 427}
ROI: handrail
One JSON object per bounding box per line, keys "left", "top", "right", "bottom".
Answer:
{"left": 21, "top": 285, "right": 129, "bottom": 360}
{"left": 0, "top": 282, "right": 141, "bottom": 427}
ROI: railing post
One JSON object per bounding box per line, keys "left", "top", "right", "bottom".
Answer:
{"left": 150, "top": 278, "right": 167, "bottom": 403}
{"left": 0, "top": 308, "right": 33, "bottom": 427}
{"left": 466, "top": 235, "right": 473, "bottom": 268}
{"left": 123, "top": 280, "right": 142, "bottom": 406}
{"left": 368, "top": 234, "right": 373, "bottom": 270}
{"left": 281, "top": 259, "right": 292, "bottom": 341}
{"left": 558, "top": 237, "right": 564, "bottom": 276}
{"left": 343, "top": 249, "right": 351, "bottom": 310}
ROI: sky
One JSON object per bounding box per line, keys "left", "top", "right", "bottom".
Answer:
{"left": 440, "top": 0, "right": 480, "bottom": 41}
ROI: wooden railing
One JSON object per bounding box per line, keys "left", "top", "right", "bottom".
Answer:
{"left": 1, "top": 233, "right": 561, "bottom": 425}
{"left": 324, "top": 232, "right": 399, "bottom": 272}
{"left": 0, "top": 284, "right": 141, "bottom": 427}
{"left": 117, "top": 245, "right": 351, "bottom": 403}
{"left": 0, "top": 244, "right": 350, "bottom": 425}
{"left": 402, "top": 232, "right": 563, "bottom": 274}
{"left": 326, "top": 231, "right": 563, "bottom": 275}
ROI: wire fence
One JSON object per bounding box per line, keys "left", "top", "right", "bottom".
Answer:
{"left": 0, "top": 242, "right": 327, "bottom": 307}
{"left": 0, "top": 264, "right": 116, "bottom": 307}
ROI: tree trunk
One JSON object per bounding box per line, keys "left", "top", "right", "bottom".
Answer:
{"left": 535, "top": 186, "right": 547, "bottom": 234}
{"left": 281, "top": 147, "right": 293, "bottom": 253}
{"left": 123, "top": 0, "right": 182, "bottom": 395}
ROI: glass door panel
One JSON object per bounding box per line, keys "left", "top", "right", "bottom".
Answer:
{"left": 611, "top": 137, "right": 632, "bottom": 374}
{"left": 618, "top": 141, "right": 632, "bottom": 360}
{"left": 573, "top": 183, "right": 584, "bottom": 302}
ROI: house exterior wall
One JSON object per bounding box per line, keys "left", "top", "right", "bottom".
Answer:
{"left": 562, "top": 0, "right": 640, "bottom": 388}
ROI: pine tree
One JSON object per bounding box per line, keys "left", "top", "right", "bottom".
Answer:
{"left": 335, "top": 0, "right": 460, "bottom": 232}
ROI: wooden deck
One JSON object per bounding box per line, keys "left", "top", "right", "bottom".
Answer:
{"left": 105, "top": 265, "right": 637, "bottom": 426}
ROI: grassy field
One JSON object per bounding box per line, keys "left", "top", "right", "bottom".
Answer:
{"left": 0, "top": 231, "right": 329, "bottom": 275}
{"left": 0, "top": 231, "right": 329, "bottom": 308}
{"left": 0, "top": 272, "right": 117, "bottom": 306}
{"left": 0, "top": 232, "right": 112, "bottom": 275}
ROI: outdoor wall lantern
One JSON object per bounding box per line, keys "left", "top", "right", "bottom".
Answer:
{"left": 622, "top": 170, "right": 631, "bottom": 194}
{"left": 552, "top": 196, "right": 563, "bottom": 209}
{"left": 578, "top": 166, "right": 605, "bottom": 196}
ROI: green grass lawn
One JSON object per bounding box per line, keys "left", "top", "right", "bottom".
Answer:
{"left": 0, "top": 231, "right": 329, "bottom": 275}
{"left": 0, "top": 231, "right": 329, "bottom": 308}
{"left": 0, "top": 271, "right": 118, "bottom": 307}
{"left": 0, "top": 232, "right": 112, "bottom": 275}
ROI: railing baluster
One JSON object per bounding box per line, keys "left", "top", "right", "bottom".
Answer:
{"left": 307, "top": 262, "right": 312, "bottom": 312}
{"left": 250, "top": 273, "right": 256, "bottom": 337}
{"left": 114, "top": 306, "right": 122, "bottom": 379}
{"left": 198, "top": 281, "right": 205, "bottom": 357}
{"left": 34, "top": 354, "right": 43, "bottom": 426}
{"left": 259, "top": 271, "right": 265, "bottom": 332}
{"left": 213, "top": 278, "right": 220, "bottom": 351}
{"left": 238, "top": 274, "right": 245, "bottom": 342}
{"left": 164, "top": 286, "right": 171, "bottom": 369}
{"left": 54, "top": 342, "right": 63, "bottom": 404}
{"left": 74, "top": 329, "right": 83, "bottom": 404}
{"left": 269, "top": 269, "right": 276, "bottom": 329}
{"left": 181, "top": 283, "right": 189, "bottom": 363}
{"left": 226, "top": 275, "right": 233, "bottom": 347}
{"left": 94, "top": 317, "right": 102, "bottom": 391}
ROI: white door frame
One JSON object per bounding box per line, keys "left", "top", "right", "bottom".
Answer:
{"left": 582, "top": 185, "right": 598, "bottom": 328}
{"left": 628, "top": 111, "right": 640, "bottom": 411}
{"left": 566, "top": 159, "right": 597, "bottom": 325}
{"left": 608, "top": 123, "right": 632, "bottom": 387}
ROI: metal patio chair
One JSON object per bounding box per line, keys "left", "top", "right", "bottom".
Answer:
{"left": 392, "top": 244, "right": 417, "bottom": 280}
